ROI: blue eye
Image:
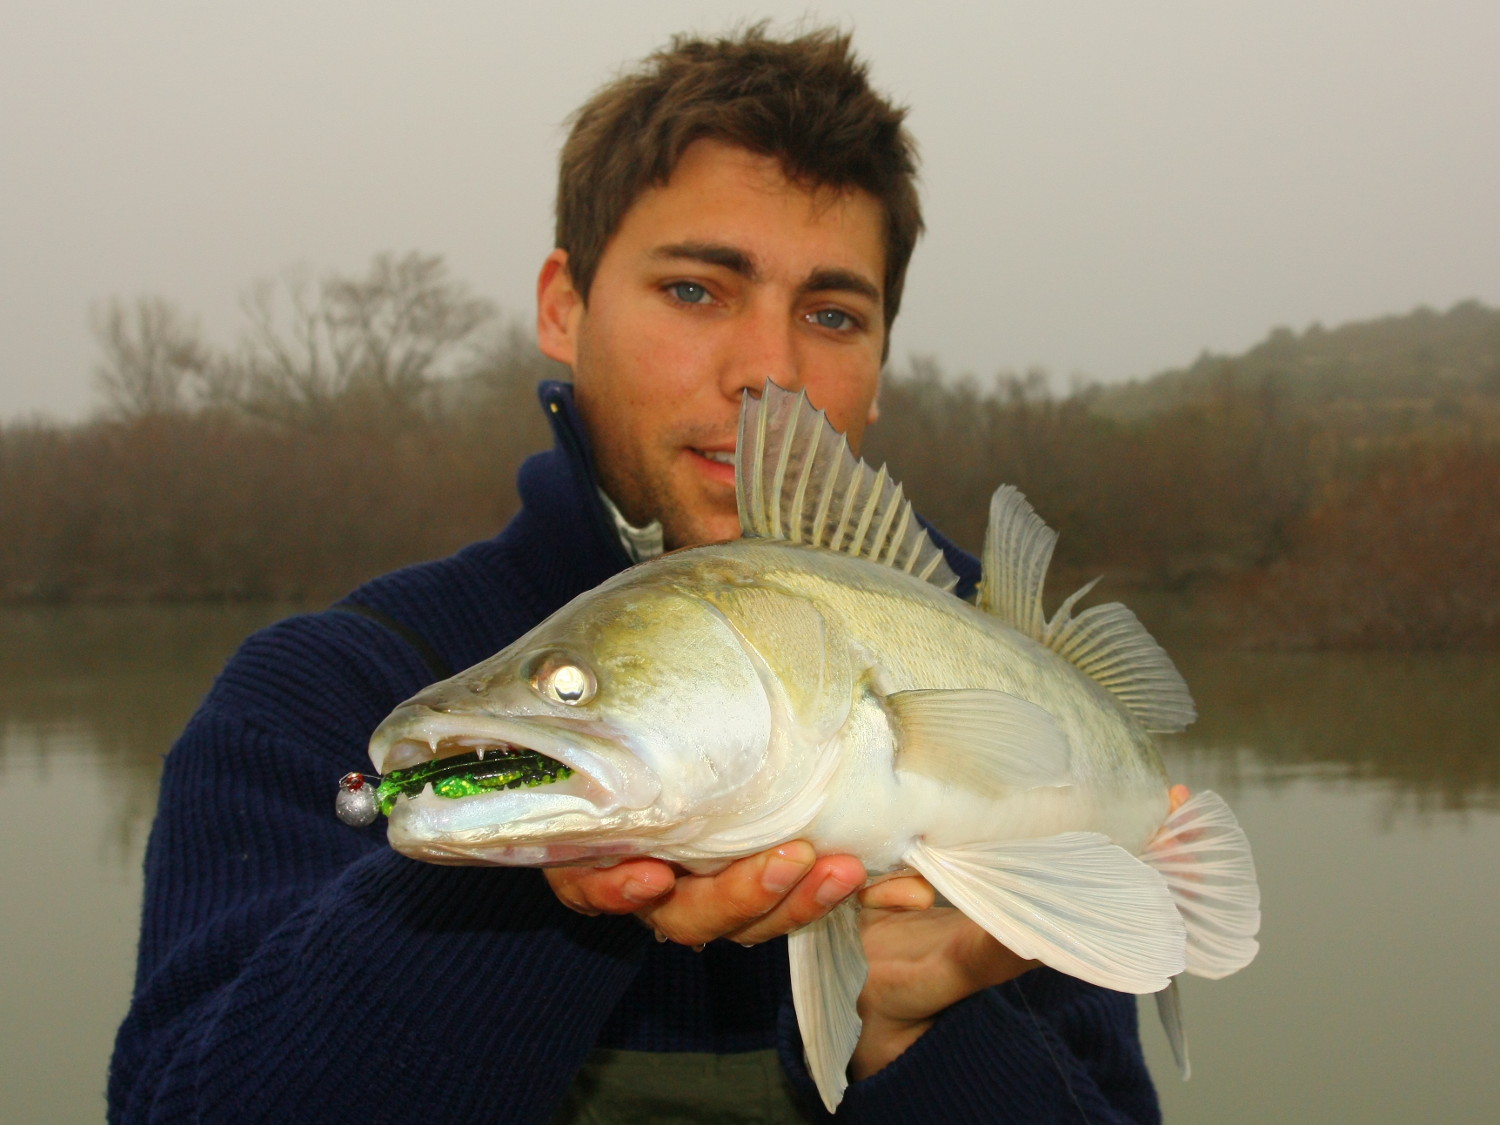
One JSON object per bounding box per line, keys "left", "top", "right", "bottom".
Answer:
{"left": 669, "top": 282, "right": 711, "bottom": 304}
{"left": 813, "top": 308, "right": 854, "bottom": 331}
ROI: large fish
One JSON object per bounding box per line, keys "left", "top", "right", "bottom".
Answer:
{"left": 349, "top": 382, "right": 1261, "bottom": 1110}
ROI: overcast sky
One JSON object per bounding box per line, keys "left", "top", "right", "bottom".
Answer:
{"left": 3, "top": 0, "right": 1498, "bottom": 421}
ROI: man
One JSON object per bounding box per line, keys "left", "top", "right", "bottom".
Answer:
{"left": 110, "top": 26, "right": 1160, "bottom": 1123}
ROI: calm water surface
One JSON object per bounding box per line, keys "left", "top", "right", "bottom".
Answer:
{"left": 1, "top": 606, "right": 1496, "bottom": 1123}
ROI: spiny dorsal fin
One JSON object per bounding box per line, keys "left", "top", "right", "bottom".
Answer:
{"left": 737, "top": 381, "right": 958, "bottom": 592}
{"left": 977, "top": 485, "right": 1196, "bottom": 733}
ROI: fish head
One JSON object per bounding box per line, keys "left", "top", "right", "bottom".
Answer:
{"left": 369, "top": 566, "right": 784, "bottom": 865}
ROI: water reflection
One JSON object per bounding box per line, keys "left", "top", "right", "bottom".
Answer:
{"left": 0, "top": 603, "right": 308, "bottom": 862}
{"left": 0, "top": 604, "right": 307, "bottom": 1123}
{"left": 1170, "top": 646, "right": 1500, "bottom": 818}
{"left": 1140, "top": 769, "right": 1500, "bottom": 1125}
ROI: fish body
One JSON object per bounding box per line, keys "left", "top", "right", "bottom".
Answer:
{"left": 362, "top": 382, "right": 1260, "bottom": 1109}
{"left": 376, "top": 541, "right": 1165, "bottom": 871}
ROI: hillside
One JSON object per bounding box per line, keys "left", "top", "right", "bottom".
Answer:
{"left": 1090, "top": 300, "right": 1500, "bottom": 441}
{"left": 868, "top": 301, "right": 1500, "bottom": 648}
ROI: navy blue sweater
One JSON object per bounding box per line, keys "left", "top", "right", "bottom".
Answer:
{"left": 109, "top": 382, "right": 1161, "bottom": 1123}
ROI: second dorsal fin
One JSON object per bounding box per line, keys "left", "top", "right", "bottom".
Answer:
{"left": 977, "top": 485, "right": 1197, "bottom": 733}
{"left": 736, "top": 381, "right": 958, "bottom": 592}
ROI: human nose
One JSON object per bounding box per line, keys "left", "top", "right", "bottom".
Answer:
{"left": 718, "top": 303, "right": 802, "bottom": 401}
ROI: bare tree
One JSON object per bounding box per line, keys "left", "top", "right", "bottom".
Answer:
{"left": 92, "top": 297, "right": 211, "bottom": 418}
{"left": 218, "top": 252, "right": 497, "bottom": 427}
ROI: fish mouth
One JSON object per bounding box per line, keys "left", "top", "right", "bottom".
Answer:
{"left": 368, "top": 706, "right": 660, "bottom": 818}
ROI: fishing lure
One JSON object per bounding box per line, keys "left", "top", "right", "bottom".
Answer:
{"left": 336, "top": 748, "right": 576, "bottom": 828}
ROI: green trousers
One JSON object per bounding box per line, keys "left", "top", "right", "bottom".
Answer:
{"left": 547, "top": 1048, "right": 821, "bottom": 1125}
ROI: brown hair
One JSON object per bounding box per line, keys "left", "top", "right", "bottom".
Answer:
{"left": 555, "top": 24, "right": 923, "bottom": 334}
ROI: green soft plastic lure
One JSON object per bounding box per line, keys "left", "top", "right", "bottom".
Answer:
{"left": 335, "top": 749, "right": 573, "bottom": 827}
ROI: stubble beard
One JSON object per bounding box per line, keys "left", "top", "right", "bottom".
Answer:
{"left": 595, "top": 430, "right": 739, "bottom": 552}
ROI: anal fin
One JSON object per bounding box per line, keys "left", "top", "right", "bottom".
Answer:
{"left": 788, "top": 899, "right": 867, "bottom": 1113}
{"left": 905, "top": 833, "right": 1185, "bottom": 994}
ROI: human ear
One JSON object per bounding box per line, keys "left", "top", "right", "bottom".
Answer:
{"left": 536, "top": 249, "right": 582, "bottom": 366}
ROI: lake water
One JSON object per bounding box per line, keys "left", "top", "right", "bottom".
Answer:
{"left": 1, "top": 605, "right": 1496, "bottom": 1123}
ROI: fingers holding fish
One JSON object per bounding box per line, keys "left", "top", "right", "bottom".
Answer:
{"left": 544, "top": 857, "right": 675, "bottom": 916}
{"left": 858, "top": 871, "right": 936, "bottom": 912}
{"left": 721, "top": 852, "right": 868, "bottom": 947}
{"left": 543, "top": 843, "right": 864, "bottom": 947}
{"left": 637, "top": 845, "right": 864, "bottom": 948}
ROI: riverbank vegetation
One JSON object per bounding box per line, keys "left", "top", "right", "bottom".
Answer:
{"left": 3, "top": 253, "right": 1497, "bottom": 648}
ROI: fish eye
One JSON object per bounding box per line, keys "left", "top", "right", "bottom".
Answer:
{"left": 528, "top": 651, "right": 597, "bottom": 706}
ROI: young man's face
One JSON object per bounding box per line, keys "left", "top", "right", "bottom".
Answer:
{"left": 537, "top": 139, "right": 887, "bottom": 550}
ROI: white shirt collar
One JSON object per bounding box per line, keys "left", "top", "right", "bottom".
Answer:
{"left": 598, "top": 490, "right": 664, "bottom": 563}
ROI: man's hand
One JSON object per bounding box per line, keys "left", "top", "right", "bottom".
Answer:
{"left": 547, "top": 786, "right": 1193, "bottom": 1078}
{"left": 848, "top": 783, "right": 1194, "bottom": 1081}
{"left": 851, "top": 891, "right": 1038, "bottom": 1081}
{"left": 544, "top": 841, "right": 866, "bottom": 947}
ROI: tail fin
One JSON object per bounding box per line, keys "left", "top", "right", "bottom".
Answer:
{"left": 1141, "top": 790, "right": 1261, "bottom": 979}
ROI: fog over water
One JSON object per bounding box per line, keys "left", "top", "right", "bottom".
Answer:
{"left": 4, "top": 0, "right": 1500, "bottom": 420}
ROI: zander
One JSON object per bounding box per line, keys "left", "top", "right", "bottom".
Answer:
{"left": 348, "top": 381, "right": 1261, "bottom": 1111}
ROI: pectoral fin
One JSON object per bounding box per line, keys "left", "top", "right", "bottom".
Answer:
{"left": 1141, "top": 789, "right": 1261, "bottom": 978}
{"left": 905, "top": 833, "right": 1186, "bottom": 993}
{"left": 889, "top": 687, "right": 1072, "bottom": 798}
{"left": 788, "top": 899, "right": 867, "bottom": 1113}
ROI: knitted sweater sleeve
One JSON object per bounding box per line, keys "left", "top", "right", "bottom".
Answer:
{"left": 108, "top": 613, "right": 650, "bottom": 1125}
{"left": 779, "top": 969, "right": 1161, "bottom": 1123}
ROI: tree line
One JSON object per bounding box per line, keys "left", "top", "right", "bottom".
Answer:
{"left": 2, "top": 253, "right": 1497, "bottom": 648}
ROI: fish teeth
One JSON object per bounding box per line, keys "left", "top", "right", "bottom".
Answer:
{"left": 476, "top": 747, "right": 486, "bottom": 760}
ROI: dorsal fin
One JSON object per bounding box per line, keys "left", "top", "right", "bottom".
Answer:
{"left": 736, "top": 381, "right": 958, "bottom": 592}
{"left": 977, "top": 486, "right": 1196, "bottom": 733}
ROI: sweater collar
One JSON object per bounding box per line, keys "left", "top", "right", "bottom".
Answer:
{"left": 520, "top": 381, "right": 636, "bottom": 579}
